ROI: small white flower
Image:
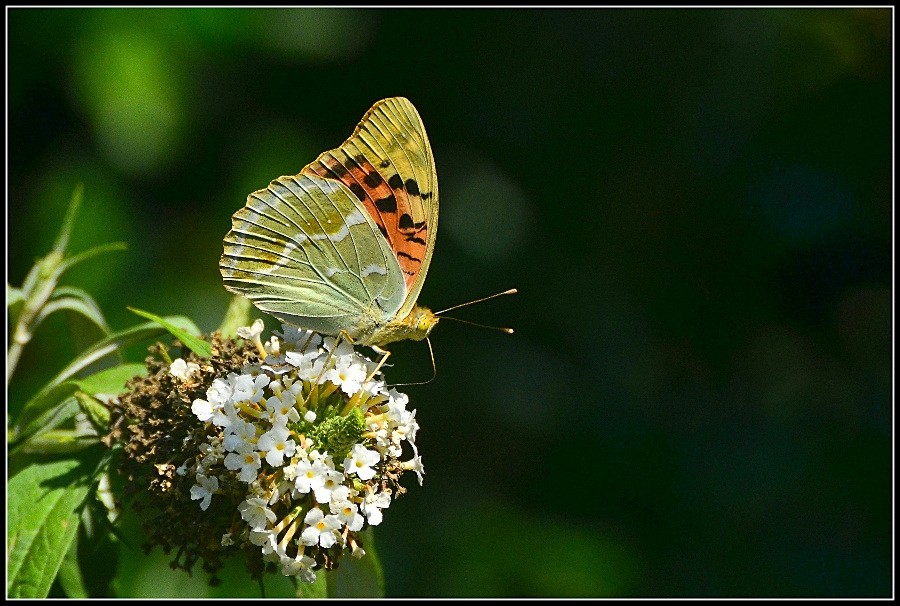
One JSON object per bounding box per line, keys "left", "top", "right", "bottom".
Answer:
{"left": 343, "top": 443, "right": 380, "bottom": 481}
{"left": 191, "top": 399, "right": 216, "bottom": 422}
{"left": 294, "top": 457, "right": 329, "bottom": 495}
{"left": 275, "top": 325, "right": 321, "bottom": 352}
{"left": 322, "top": 336, "right": 354, "bottom": 357}
{"left": 303, "top": 410, "right": 317, "bottom": 423}
{"left": 293, "top": 354, "right": 330, "bottom": 382}
{"left": 223, "top": 418, "right": 257, "bottom": 452}
{"left": 238, "top": 497, "right": 277, "bottom": 530}
{"left": 170, "top": 358, "right": 200, "bottom": 381}
{"left": 401, "top": 454, "right": 425, "bottom": 486}
{"left": 393, "top": 408, "right": 419, "bottom": 443}
{"left": 221, "top": 532, "right": 234, "bottom": 546}
{"left": 189, "top": 473, "right": 219, "bottom": 511}
{"left": 300, "top": 508, "right": 342, "bottom": 548}
{"left": 280, "top": 552, "right": 316, "bottom": 578}
{"left": 225, "top": 442, "right": 261, "bottom": 483}
{"left": 361, "top": 489, "right": 392, "bottom": 526}
{"left": 257, "top": 424, "right": 297, "bottom": 467}
{"left": 236, "top": 319, "right": 265, "bottom": 342}
{"left": 331, "top": 497, "right": 365, "bottom": 532}
{"left": 264, "top": 335, "right": 281, "bottom": 358}
{"left": 264, "top": 391, "right": 301, "bottom": 424}
{"left": 207, "top": 378, "right": 234, "bottom": 406}
{"left": 249, "top": 528, "right": 278, "bottom": 549}
{"left": 323, "top": 355, "right": 369, "bottom": 396}
{"left": 313, "top": 468, "right": 346, "bottom": 504}
{"left": 231, "top": 373, "right": 269, "bottom": 404}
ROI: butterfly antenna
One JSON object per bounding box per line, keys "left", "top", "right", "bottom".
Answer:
{"left": 438, "top": 316, "right": 514, "bottom": 334}
{"left": 434, "top": 288, "right": 517, "bottom": 316}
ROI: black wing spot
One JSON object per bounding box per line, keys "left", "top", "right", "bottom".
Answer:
{"left": 377, "top": 224, "right": 389, "bottom": 239}
{"left": 405, "top": 178, "right": 420, "bottom": 197}
{"left": 398, "top": 213, "right": 414, "bottom": 229}
{"left": 397, "top": 251, "right": 422, "bottom": 263}
{"left": 364, "top": 171, "right": 384, "bottom": 188}
{"left": 375, "top": 194, "right": 397, "bottom": 213}
{"left": 349, "top": 182, "right": 367, "bottom": 201}
{"left": 345, "top": 156, "right": 361, "bottom": 171}
{"left": 422, "top": 191, "right": 432, "bottom": 200}
{"left": 388, "top": 174, "right": 404, "bottom": 190}
{"left": 328, "top": 161, "right": 348, "bottom": 178}
{"left": 380, "top": 160, "right": 391, "bottom": 168}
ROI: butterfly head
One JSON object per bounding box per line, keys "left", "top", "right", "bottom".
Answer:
{"left": 410, "top": 305, "right": 440, "bottom": 341}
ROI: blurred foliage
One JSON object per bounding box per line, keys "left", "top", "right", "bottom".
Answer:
{"left": 7, "top": 7, "right": 892, "bottom": 597}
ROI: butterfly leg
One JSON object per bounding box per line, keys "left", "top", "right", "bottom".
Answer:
{"left": 341, "top": 344, "right": 391, "bottom": 415}
{"left": 301, "top": 330, "right": 353, "bottom": 408}
{"left": 365, "top": 345, "right": 392, "bottom": 385}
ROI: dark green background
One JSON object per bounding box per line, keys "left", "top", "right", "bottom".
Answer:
{"left": 7, "top": 8, "right": 892, "bottom": 597}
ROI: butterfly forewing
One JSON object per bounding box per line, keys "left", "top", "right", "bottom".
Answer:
{"left": 220, "top": 97, "right": 437, "bottom": 340}
{"left": 305, "top": 97, "right": 438, "bottom": 318}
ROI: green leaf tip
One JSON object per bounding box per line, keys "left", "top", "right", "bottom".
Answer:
{"left": 127, "top": 307, "right": 213, "bottom": 358}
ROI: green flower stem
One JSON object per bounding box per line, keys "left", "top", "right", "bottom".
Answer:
{"left": 8, "top": 253, "right": 64, "bottom": 383}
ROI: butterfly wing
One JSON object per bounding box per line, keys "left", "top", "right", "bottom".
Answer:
{"left": 220, "top": 172, "right": 406, "bottom": 335}
{"left": 305, "top": 97, "right": 438, "bottom": 319}
{"left": 220, "top": 97, "right": 437, "bottom": 337}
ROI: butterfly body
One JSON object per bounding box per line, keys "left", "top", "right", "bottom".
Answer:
{"left": 220, "top": 97, "right": 439, "bottom": 348}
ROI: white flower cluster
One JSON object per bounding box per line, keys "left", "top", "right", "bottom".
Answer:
{"left": 170, "top": 320, "right": 423, "bottom": 582}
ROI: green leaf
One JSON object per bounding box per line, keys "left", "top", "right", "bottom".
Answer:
{"left": 12, "top": 430, "right": 102, "bottom": 455}
{"left": 41, "top": 316, "right": 197, "bottom": 393}
{"left": 7, "top": 284, "right": 26, "bottom": 329}
{"left": 34, "top": 296, "right": 108, "bottom": 337}
{"left": 7, "top": 283, "right": 25, "bottom": 308}
{"left": 13, "top": 362, "right": 146, "bottom": 443}
{"left": 296, "top": 571, "right": 328, "bottom": 598}
{"left": 75, "top": 363, "right": 146, "bottom": 396}
{"left": 51, "top": 183, "right": 84, "bottom": 256}
{"left": 47, "top": 285, "right": 111, "bottom": 331}
{"left": 12, "top": 383, "right": 80, "bottom": 445}
{"left": 128, "top": 307, "right": 212, "bottom": 358}
{"left": 57, "top": 538, "right": 89, "bottom": 598}
{"left": 57, "top": 241, "right": 128, "bottom": 276}
{"left": 76, "top": 392, "right": 110, "bottom": 434}
{"left": 12, "top": 319, "right": 177, "bottom": 443}
{"left": 17, "top": 260, "right": 44, "bottom": 301}
{"left": 326, "top": 528, "right": 385, "bottom": 597}
{"left": 7, "top": 454, "right": 98, "bottom": 598}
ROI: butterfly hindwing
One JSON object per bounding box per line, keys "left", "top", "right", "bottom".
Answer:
{"left": 220, "top": 172, "right": 406, "bottom": 335}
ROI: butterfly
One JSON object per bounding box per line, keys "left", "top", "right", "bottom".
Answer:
{"left": 220, "top": 97, "right": 440, "bottom": 351}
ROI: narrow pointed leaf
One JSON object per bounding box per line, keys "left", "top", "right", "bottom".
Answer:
{"left": 127, "top": 307, "right": 212, "bottom": 358}
{"left": 75, "top": 363, "right": 146, "bottom": 396}
{"left": 42, "top": 316, "right": 198, "bottom": 392}
{"left": 51, "top": 183, "right": 84, "bottom": 255}
{"left": 34, "top": 297, "right": 108, "bottom": 337}
{"left": 57, "top": 242, "right": 128, "bottom": 276}
{"left": 12, "top": 383, "right": 80, "bottom": 444}
{"left": 7, "top": 283, "right": 25, "bottom": 308}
